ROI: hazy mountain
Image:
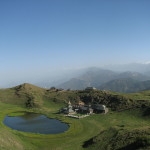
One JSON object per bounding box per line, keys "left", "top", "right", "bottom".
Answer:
{"left": 57, "top": 65, "right": 150, "bottom": 90}
{"left": 57, "top": 78, "right": 89, "bottom": 90}
{"left": 35, "top": 63, "right": 150, "bottom": 90}
{"left": 102, "top": 63, "right": 150, "bottom": 74}
{"left": 98, "top": 78, "right": 150, "bottom": 93}
{"left": 145, "top": 70, "right": 150, "bottom": 77}
{"left": 78, "top": 68, "right": 118, "bottom": 87}
{"left": 58, "top": 68, "right": 118, "bottom": 90}
{"left": 34, "top": 68, "right": 87, "bottom": 88}
{"left": 117, "top": 71, "right": 150, "bottom": 81}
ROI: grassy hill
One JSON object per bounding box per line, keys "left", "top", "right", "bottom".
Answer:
{"left": 0, "top": 83, "right": 66, "bottom": 111}
{"left": 1, "top": 83, "right": 149, "bottom": 111}
{"left": 0, "top": 83, "right": 45, "bottom": 106}
{"left": 0, "top": 83, "right": 150, "bottom": 149}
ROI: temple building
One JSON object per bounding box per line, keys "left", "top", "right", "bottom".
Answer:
{"left": 60, "top": 101, "right": 75, "bottom": 114}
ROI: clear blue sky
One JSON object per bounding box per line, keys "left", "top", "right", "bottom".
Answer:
{"left": 0, "top": 0, "right": 150, "bottom": 87}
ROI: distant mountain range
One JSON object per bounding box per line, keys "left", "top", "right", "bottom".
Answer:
{"left": 98, "top": 78, "right": 150, "bottom": 93}
{"left": 57, "top": 67, "right": 150, "bottom": 93}
{"left": 101, "top": 63, "right": 150, "bottom": 74}
{"left": 32, "top": 63, "right": 150, "bottom": 93}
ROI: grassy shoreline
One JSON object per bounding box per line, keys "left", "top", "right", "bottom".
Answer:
{"left": 0, "top": 101, "right": 150, "bottom": 150}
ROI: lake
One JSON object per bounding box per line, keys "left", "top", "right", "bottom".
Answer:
{"left": 3, "top": 112, "right": 69, "bottom": 134}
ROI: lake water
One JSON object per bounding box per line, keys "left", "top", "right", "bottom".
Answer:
{"left": 3, "top": 112, "right": 69, "bottom": 134}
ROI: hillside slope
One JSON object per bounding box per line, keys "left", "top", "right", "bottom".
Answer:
{"left": 0, "top": 83, "right": 46, "bottom": 107}
{"left": 83, "top": 127, "right": 150, "bottom": 150}
{"left": 0, "top": 83, "right": 65, "bottom": 110}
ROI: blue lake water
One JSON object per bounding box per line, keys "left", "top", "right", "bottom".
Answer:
{"left": 3, "top": 112, "right": 69, "bottom": 134}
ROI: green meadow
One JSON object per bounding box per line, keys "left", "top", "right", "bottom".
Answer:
{"left": 0, "top": 84, "right": 150, "bottom": 150}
